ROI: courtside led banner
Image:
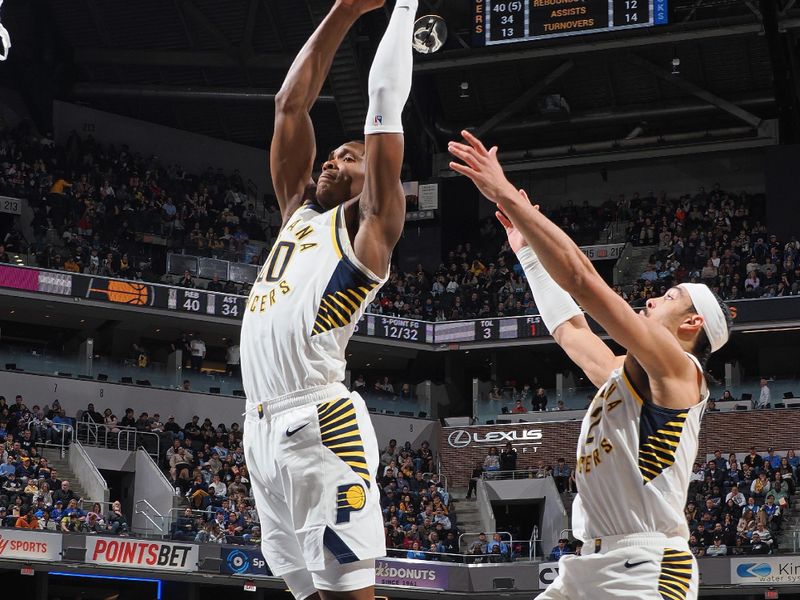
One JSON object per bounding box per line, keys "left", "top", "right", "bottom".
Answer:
{"left": 0, "top": 530, "right": 62, "bottom": 562}
{"left": 375, "top": 559, "right": 449, "bottom": 589}
{"left": 731, "top": 556, "right": 800, "bottom": 585}
{"left": 86, "top": 537, "right": 199, "bottom": 572}
{"left": 0, "top": 264, "right": 798, "bottom": 346}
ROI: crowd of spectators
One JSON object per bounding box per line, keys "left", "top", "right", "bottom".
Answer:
{"left": 0, "top": 124, "right": 267, "bottom": 289}
{"left": 5, "top": 123, "right": 799, "bottom": 320}
{"left": 621, "top": 186, "right": 800, "bottom": 305}
{"left": 351, "top": 373, "right": 416, "bottom": 403}
{"left": 0, "top": 390, "right": 448, "bottom": 553}
{"left": 468, "top": 444, "right": 797, "bottom": 561}
{"left": 0, "top": 394, "right": 128, "bottom": 534}
{"left": 362, "top": 185, "right": 800, "bottom": 320}
{"left": 374, "top": 438, "right": 462, "bottom": 560}
{"left": 686, "top": 447, "right": 797, "bottom": 557}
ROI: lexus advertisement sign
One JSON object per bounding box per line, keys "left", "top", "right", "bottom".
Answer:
{"left": 440, "top": 421, "right": 582, "bottom": 487}
{"left": 447, "top": 428, "right": 543, "bottom": 449}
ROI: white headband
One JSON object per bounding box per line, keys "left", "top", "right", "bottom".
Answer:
{"left": 678, "top": 283, "right": 729, "bottom": 353}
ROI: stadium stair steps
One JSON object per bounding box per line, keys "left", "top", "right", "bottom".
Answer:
{"left": 39, "top": 447, "right": 90, "bottom": 505}
{"left": 449, "top": 486, "right": 484, "bottom": 534}
{"left": 777, "top": 497, "right": 800, "bottom": 552}
{"left": 306, "top": 0, "right": 368, "bottom": 136}
{"left": 614, "top": 244, "right": 657, "bottom": 287}
{"left": 600, "top": 220, "right": 631, "bottom": 245}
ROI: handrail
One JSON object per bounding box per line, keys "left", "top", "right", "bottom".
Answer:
{"left": 458, "top": 530, "right": 512, "bottom": 553}
{"left": 529, "top": 525, "right": 539, "bottom": 561}
{"left": 559, "top": 528, "right": 574, "bottom": 541}
{"left": 28, "top": 419, "right": 72, "bottom": 453}
{"left": 76, "top": 422, "right": 160, "bottom": 462}
{"left": 77, "top": 499, "right": 117, "bottom": 511}
{"left": 388, "top": 537, "right": 535, "bottom": 563}
{"left": 481, "top": 469, "right": 549, "bottom": 480}
{"left": 135, "top": 499, "right": 163, "bottom": 518}
{"left": 71, "top": 441, "right": 108, "bottom": 500}
{"left": 135, "top": 499, "right": 164, "bottom": 533}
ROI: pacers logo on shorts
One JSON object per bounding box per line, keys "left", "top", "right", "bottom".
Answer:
{"left": 336, "top": 483, "right": 366, "bottom": 524}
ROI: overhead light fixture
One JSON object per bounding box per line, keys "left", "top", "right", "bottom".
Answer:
{"left": 459, "top": 81, "right": 470, "bottom": 99}
{"left": 671, "top": 56, "right": 680, "bottom": 76}
{"left": 625, "top": 122, "right": 647, "bottom": 140}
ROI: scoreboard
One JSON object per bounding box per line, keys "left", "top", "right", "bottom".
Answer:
{"left": 473, "top": 0, "right": 669, "bottom": 47}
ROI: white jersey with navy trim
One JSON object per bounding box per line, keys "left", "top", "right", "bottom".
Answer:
{"left": 240, "top": 203, "right": 386, "bottom": 410}
{"left": 571, "top": 353, "right": 709, "bottom": 542}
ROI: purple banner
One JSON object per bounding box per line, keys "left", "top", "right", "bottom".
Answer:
{"left": 374, "top": 559, "right": 449, "bottom": 589}
{"left": 0, "top": 265, "right": 39, "bottom": 292}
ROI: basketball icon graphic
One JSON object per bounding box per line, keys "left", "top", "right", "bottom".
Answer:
{"left": 87, "top": 279, "right": 152, "bottom": 306}
{"left": 344, "top": 484, "right": 366, "bottom": 510}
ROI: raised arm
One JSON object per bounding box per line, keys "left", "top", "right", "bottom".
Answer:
{"left": 497, "top": 207, "right": 621, "bottom": 388}
{"left": 270, "top": 1, "right": 384, "bottom": 223}
{"left": 352, "top": 0, "right": 417, "bottom": 278}
{"left": 450, "top": 132, "right": 691, "bottom": 382}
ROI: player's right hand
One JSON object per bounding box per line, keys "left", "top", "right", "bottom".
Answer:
{"left": 337, "top": 0, "right": 385, "bottom": 16}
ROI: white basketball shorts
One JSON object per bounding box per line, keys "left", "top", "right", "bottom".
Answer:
{"left": 538, "top": 533, "right": 698, "bottom": 600}
{"left": 243, "top": 384, "right": 385, "bottom": 587}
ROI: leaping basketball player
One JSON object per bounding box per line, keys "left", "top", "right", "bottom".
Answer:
{"left": 240, "top": 1, "right": 416, "bottom": 599}
{"left": 449, "top": 131, "right": 731, "bottom": 600}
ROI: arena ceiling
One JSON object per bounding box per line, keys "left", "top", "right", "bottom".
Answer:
{"left": 2, "top": 0, "right": 800, "bottom": 177}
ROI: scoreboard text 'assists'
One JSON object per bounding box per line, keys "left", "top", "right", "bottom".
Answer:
{"left": 473, "top": 0, "right": 669, "bottom": 46}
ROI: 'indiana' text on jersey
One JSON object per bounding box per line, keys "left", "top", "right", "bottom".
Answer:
{"left": 571, "top": 355, "right": 708, "bottom": 542}
{"left": 239, "top": 204, "right": 386, "bottom": 407}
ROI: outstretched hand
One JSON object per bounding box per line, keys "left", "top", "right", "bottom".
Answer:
{"left": 496, "top": 190, "right": 539, "bottom": 254}
{"left": 448, "top": 130, "right": 517, "bottom": 203}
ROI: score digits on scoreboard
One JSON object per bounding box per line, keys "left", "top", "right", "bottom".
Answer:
{"left": 473, "top": 0, "right": 668, "bottom": 47}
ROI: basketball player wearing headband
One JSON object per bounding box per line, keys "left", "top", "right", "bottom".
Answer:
{"left": 240, "top": 1, "right": 416, "bottom": 599}
{"left": 449, "top": 131, "right": 731, "bottom": 600}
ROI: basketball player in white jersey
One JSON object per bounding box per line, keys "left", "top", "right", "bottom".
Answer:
{"left": 449, "top": 131, "right": 731, "bottom": 600}
{"left": 240, "top": 1, "right": 417, "bottom": 599}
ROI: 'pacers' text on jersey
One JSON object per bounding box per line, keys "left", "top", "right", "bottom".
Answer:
{"left": 571, "top": 355, "right": 708, "bottom": 542}
{"left": 240, "top": 204, "right": 386, "bottom": 409}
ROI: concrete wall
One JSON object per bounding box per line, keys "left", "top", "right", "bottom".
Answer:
{"left": 0, "top": 370, "right": 440, "bottom": 454}
{"left": 52, "top": 101, "right": 270, "bottom": 196}
{"left": 133, "top": 450, "right": 176, "bottom": 536}
{"left": 482, "top": 477, "right": 567, "bottom": 559}
{"left": 68, "top": 442, "right": 110, "bottom": 505}
{"left": 82, "top": 447, "right": 136, "bottom": 472}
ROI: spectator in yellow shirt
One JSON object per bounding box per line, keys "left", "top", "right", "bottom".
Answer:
{"left": 50, "top": 178, "right": 72, "bottom": 195}
{"left": 62, "top": 257, "right": 80, "bottom": 273}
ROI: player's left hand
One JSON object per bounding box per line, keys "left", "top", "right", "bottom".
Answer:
{"left": 448, "top": 130, "right": 517, "bottom": 203}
